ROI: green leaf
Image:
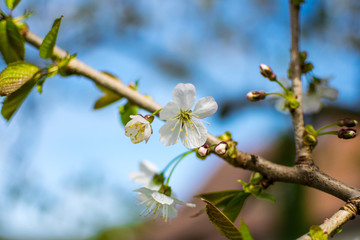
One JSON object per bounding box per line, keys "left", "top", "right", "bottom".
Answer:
{"left": 93, "top": 72, "right": 122, "bottom": 109}
{"left": 1, "top": 75, "right": 37, "bottom": 121}
{"left": 195, "top": 190, "right": 243, "bottom": 208}
{"left": 202, "top": 199, "right": 243, "bottom": 240}
{"left": 0, "top": 19, "right": 25, "bottom": 64}
{"left": 5, "top": 0, "right": 21, "bottom": 9}
{"left": 254, "top": 191, "right": 276, "bottom": 203}
{"left": 0, "top": 61, "right": 39, "bottom": 96}
{"left": 222, "top": 192, "right": 251, "bottom": 222}
{"left": 119, "top": 102, "right": 138, "bottom": 126}
{"left": 309, "top": 225, "right": 328, "bottom": 240}
{"left": 39, "top": 16, "right": 63, "bottom": 59}
{"left": 239, "top": 221, "right": 254, "bottom": 240}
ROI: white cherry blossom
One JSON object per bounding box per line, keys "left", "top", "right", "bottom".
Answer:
{"left": 159, "top": 83, "right": 218, "bottom": 149}
{"left": 134, "top": 187, "right": 195, "bottom": 223}
{"left": 125, "top": 115, "right": 152, "bottom": 144}
{"left": 129, "top": 160, "right": 160, "bottom": 190}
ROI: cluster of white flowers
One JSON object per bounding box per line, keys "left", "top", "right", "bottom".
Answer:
{"left": 130, "top": 160, "right": 195, "bottom": 223}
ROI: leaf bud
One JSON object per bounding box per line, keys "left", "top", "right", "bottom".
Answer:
{"left": 144, "top": 114, "right": 154, "bottom": 123}
{"left": 215, "top": 141, "right": 228, "bottom": 155}
{"left": 303, "top": 134, "right": 317, "bottom": 146}
{"left": 197, "top": 144, "right": 210, "bottom": 157}
{"left": 246, "top": 91, "right": 266, "bottom": 102}
{"left": 338, "top": 129, "right": 357, "bottom": 139}
{"left": 218, "top": 131, "right": 232, "bottom": 142}
{"left": 259, "top": 64, "right": 277, "bottom": 81}
{"left": 338, "top": 118, "right": 358, "bottom": 127}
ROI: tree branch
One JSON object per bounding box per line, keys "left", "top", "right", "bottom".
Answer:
{"left": 22, "top": 28, "right": 360, "bottom": 208}
{"left": 298, "top": 201, "right": 359, "bottom": 240}
{"left": 289, "top": 1, "right": 312, "bottom": 164}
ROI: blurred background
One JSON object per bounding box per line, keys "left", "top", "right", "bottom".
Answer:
{"left": 1, "top": 0, "right": 360, "bottom": 239}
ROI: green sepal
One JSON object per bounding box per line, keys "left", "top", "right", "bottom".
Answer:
{"left": 119, "top": 102, "right": 138, "bottom": 126}
{"left": 222, "top": 191, "right": 251, "bottom": 222}
{"left": 5, "top": 0, "right": 22, "bottom": 10}
{"left": 0, "top": 61, "right": 39, "bottom": 96}
{"left": 39, "top": 16, "right": 63, "bottom": 59}
{"left": 202, "top": 199, "right": 243, "bottom": 240}
{"left": 195, "top": 190, "right": 243, "bottom": 208}
{"left": 239, "top": 221, "right": 254, "bottom": 240}
{"left": 0, "top": 19, "right": 25, "bottom": 64}
{"left": 305, "top": 125, "right": 317, "bottom": 136}
{"left": 1, "top": 75, "right": 37, "bottom": 121}
{"left": 309, "top": 225, "right": 328, "bottom": 240}
{"left": 93, "top": 72, "right": 122, "bottom": 110}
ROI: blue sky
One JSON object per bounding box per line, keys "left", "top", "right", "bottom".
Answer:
{"left": 0, "top": 0, "right": 359, "bottom": 238}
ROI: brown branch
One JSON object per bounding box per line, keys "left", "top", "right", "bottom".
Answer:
{"left": 289, "top": 1, "right": 312, "bottom": 164}
{"left": 23, "top": 28, "right": 360, "bottom": 214}
{"left": 298, "top": 201, "right": 359, "bottom": 240}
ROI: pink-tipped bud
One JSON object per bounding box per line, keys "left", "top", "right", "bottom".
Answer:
{"left": 215, "top": 141, "right": 228, "bottom": 155}
{"left": 197, "top": 144, "right": 210, "bottom": 157}
{"left": 246, "top": 91, "right": 266, "bottom": 102}
{"left": 338, "top": 118, "right": 358, "bottom": 128}
{"left": 338, "top": 128, "right": 357, "bottom": 139}
{"left": 259, "top": 64, "right": 276, "bottom": 81}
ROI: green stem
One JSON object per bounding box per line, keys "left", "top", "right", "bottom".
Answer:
{"left": 266, "top": 92, "right": 288, "bottom": 98}
{"left": 275, "top": 80, "right": 289, "bottom": 93}
{"left": 165, "top": 150, "right": 195, "bottom": 186}
{"left": 151, "top": 108, "right": 162, "bottom": 116}
{"left": 316, "top": 123, "right": 339, "bottom": 133}
{"left": 161, "top": 150, "right": 192, "bottom": 174}
{"left": 317, "top": 131, "right": 338, "bottom": 136}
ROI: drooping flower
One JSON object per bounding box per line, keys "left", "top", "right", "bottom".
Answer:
{"left": 159, "top": 83, "right": 218, "bottom": 149}
{"left": 129, "top": 160, "right": 161, "bottom": 190}
{"left": 125, "top": 115, "right": 152, "bottom": 144}
{"left": 134, "top": 187, "right": 196, "bottom": 223}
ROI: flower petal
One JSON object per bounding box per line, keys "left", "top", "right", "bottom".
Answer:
{"left": 144, "top": 125, "right": 152, "bottom": 143}
{"left": 134, "top": 187, "right": 154, "bottom": 196}
{"left": 129, "top": 115, "right": 148, "bottom": 124}
{"left": 159, "top": 119, "right": 181, "bottom": 146}
{"left": 172, "top": 83, "right": 196, "bottom": 110}
{"left": 320, "top": 87, "right": 338, "bottom": 100}
{"left": 166, "top": 205, "right": 178, "bottom": 219}
{"left": 303, "top": 94, "right": 322, "bottom": 113}
{"left": 159, "top": 102, "right": 180, "bottom": 120}
{"left": 139, "top": 160, "right": 158, "bottom": 176}
{"left": 129, "top": 172, "right": 151, "bottom": 186}
{"left": 192, "top": 96, "right": 218, "bottom": 119}
{"left": 180, "top": 120, "right": 207, "bottom": 148}
{"left": 152, "top": 192, "right": 174, "bottom": 205}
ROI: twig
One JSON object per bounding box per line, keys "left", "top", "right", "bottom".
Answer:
{"left": 298, "top": 202, "right": 358, "bottom": 240}
{"left": 289, "top": 1, "right": 312, "bottom": 164}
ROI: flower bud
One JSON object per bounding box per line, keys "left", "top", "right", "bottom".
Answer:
{"left": 144, "top": 114, "right": 154, "bottom": 123}
{"left": 246, "top": 91, "right": 266, "bottom": 102}
{"left": 338, "top": 129, "right": 357, "bottom": 139}
{"left": 259, "top": 64, "right": 276, "bottom": 81}
{"left": 215, "top": 141, "right": 228, "bottom": 155}
{"left": 338, "top": 118, "right": 358, "bottom": 127}
{"left": 197, "top": 144, "right": 210, "bottom": 157}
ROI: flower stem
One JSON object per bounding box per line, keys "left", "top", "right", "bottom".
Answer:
{"left": 317, "top": 131, "right": 338, "bottom": 136}
{"left": 165, "top": 150, "right": 195, "bottom": 186}
{"left": 151, "top": 108, "right": 162, "bottom": 116}
{"left": 316, "top": 123, "right": 339, "bottom": 133}
{"left": 275, "top": 80, "right": 289, "bottom": 93}
{"left": 266, "top": 92, "right": 288, "bottom": 98}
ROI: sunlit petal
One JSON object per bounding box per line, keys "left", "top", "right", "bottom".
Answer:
{"left": 172, "top": 83, "right": 196, "bottom": 110}
{"left": 159, "top": 119, "right": 181, "bottom": 146}
{"left": 192, "top": 96, "right": 218, "bottom": 119}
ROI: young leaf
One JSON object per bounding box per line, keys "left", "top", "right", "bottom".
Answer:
{"left": 222, "top": 192, "right": 251, "bottom": 222}
{"left": 254, "top": 191, "right": 276, "bottom": 203}
{"left": 39, "top": 16, "right": 63, "bottom": 59}
{"left": 1, "top": 76, "right": 37, "bottom": 121}
{"left": 5, "top": 0, "right": 21, "bottom": 10}
{"left": 195, "top": 190, "right": 243, "bottom": 208}
{"left": 119, "top": 102, "right": 138, "bottom": 126}
{"left": 0, "top": 19, "right": 25, "bottom": 64}
{"left": 202, "top": 199, "right": 243, "bottom": 240}
{"left": 0, "top": 61, "right": 39, "bottom": 96}
{"left": 93, "top": 72, "right": 122, "bottom": 109}
{"left": 309, "top": 225, "right": 328, "bottom": 240}
{"left": 239, "top": 221, "right": 254, "bottom": 240}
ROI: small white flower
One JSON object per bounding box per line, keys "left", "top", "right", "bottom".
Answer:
{"left": 134, "top": 187, "right": 195, "bottom": 223}
{"left": 129, "top": 160, "right": 160, "bottom": 190}
{"left": 303, "top": 84, "right": 338, "bottom": 114}
{"left": 159, "top": 83, "right": 218, "bottom": 149}
{"left": 125, "top": 115, "right": 152, "bottom": 144}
